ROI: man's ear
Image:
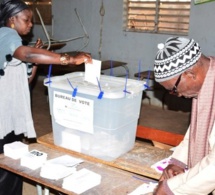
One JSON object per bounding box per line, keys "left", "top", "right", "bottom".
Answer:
{"left": 184, "top": 69, "right": 196, "bottom": 80}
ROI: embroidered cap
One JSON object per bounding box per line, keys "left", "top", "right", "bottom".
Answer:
{"left": 154, "top": 37, "right": 201, "bottom": 82}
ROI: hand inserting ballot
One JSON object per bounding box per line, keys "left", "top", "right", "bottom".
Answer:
{"left": 70, "top": 52, "right": 92, "bottom": 65}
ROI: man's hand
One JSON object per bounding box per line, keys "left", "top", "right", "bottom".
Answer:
{"left": 153, "top": 181, "right": 167, "bottom": 195}
{"left": 160, "top": 164, "right": 185, "bottom": 181}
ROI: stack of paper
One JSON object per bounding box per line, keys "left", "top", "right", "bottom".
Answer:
{"left": 40, "top": 155, "right": 83, "bottom": 180}
{"left": 20, "top": 150, "right": 47, "bottom": 170}
{"left": 62, "top": 168, "right": 101, "bottom": 194}
{"left": 4, "top": 141, "right": 29, "bottom": 159}
{"left": 41, "top": 164, "right": 76, "bottom": 180}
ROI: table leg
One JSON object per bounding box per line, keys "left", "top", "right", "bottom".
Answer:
{"left": 36, "top": 184, "right": 50, "bottom": 195}
{"left": 36, "top": 184, "right": 43, "bottom": 195}
{"left": 44, "top": 187, "right": 50, "bottom": 195}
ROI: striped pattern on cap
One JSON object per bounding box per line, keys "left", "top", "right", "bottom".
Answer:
{"left": 154, "top": 37, "right": 201, "bottom": 82}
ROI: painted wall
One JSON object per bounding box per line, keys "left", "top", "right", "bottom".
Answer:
{"left": 33, "top": 0, "right": 215, "bottom": 108}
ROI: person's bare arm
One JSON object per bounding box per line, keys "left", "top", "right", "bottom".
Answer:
{"left": 28, "top": 38, "right": 43, "bottom": 84}
{"left": 13, "top": 46, "right": 92, "bottom": 65}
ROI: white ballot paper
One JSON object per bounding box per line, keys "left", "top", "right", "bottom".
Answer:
{"left": 151, "top": 156, "right": 171, "bottom": 173}
{"left": 85, "top": 59, "right": 101, "bottom": 85}
{"left": 62, "top": 168, "right": 101, "bottom": 194}
{"left": 40, "top": 155, "right": 83, "bottom": 180}
{"left": 21, "top": 150, "right": 47, "bottom": 170}
{"left": 4, "top": 141, "right": 29, "bottom": 160}
{"left": 128, "top": 182, "right": 158, "bottom": 195}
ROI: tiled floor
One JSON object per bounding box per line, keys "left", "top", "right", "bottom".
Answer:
{"left": 22, "top": 77, "right": 191, "bottom": 194}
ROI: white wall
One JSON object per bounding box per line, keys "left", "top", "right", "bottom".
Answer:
{"left": 33, "top": 0, "right": 215, "bottom": 107}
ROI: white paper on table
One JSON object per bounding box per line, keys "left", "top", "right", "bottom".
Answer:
{"left": 62, "top": 168, "right": 101, "bottom": 194}
{"left": 4, "top": 141, "right": 29, "bottom": 160}
{"left": 20, "top": 150, "right": 47, "bottom": 170}
{"left": 46, "top": 155, "right": 83, "bottom": 167}
{"left": 151, "top": 156, "right": 171, "bottom": 173}
{"left": 128, "top": 182, "right": 158, "bottom": 195}
{"left": 40, "top": 164, "right": 77, "bottom": 180}
{"left": 40, "top": 155, "right": 83, "bottom": 180}
{"left": 85, "top": 59, "right": 101, "bottom": 85}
